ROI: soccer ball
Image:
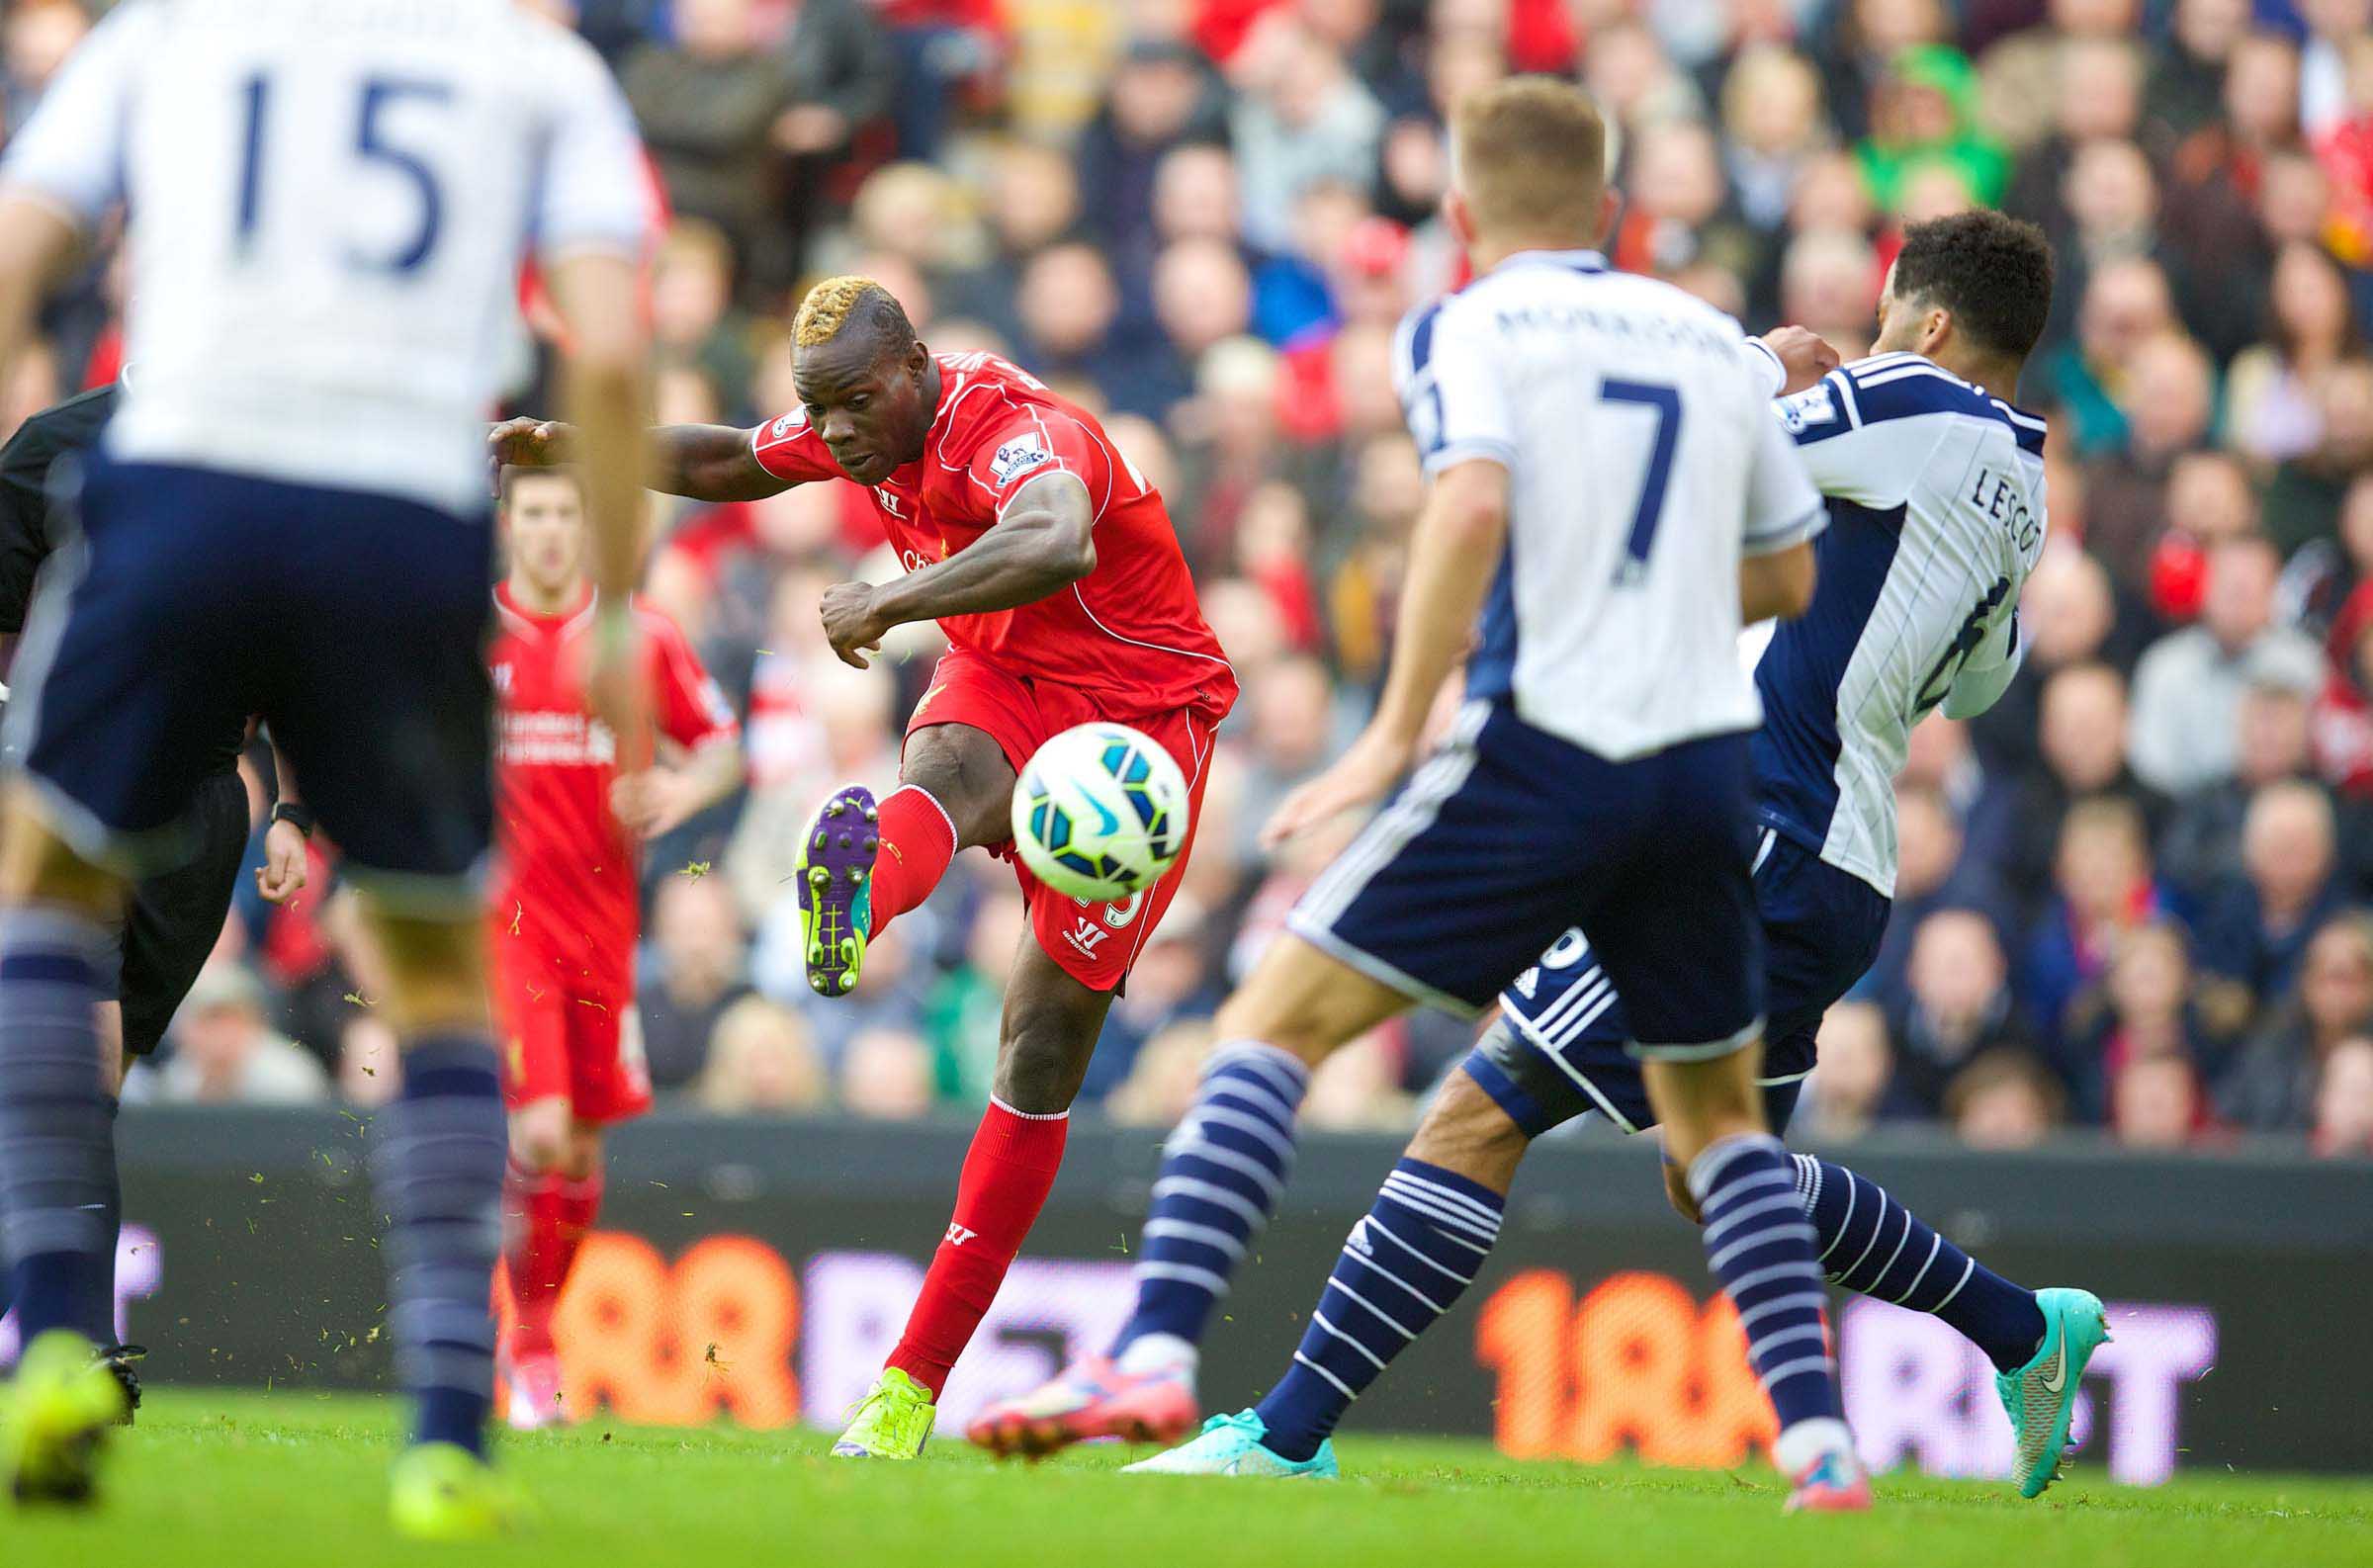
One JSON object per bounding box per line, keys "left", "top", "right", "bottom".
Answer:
{"left": 1010, "top": 724, "right": 1191, "bottom": 903}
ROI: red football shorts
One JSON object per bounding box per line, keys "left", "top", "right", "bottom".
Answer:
{"left": 488, "top": 923, "right": 653, "bottom": 1123}
{"left": 905, "top": 647, "right": 1220, "bottom": 993}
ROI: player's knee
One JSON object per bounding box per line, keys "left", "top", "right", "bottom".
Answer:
{"left": 1210, "top": 983, "right": 1352, "bottom": 1069}
{"left": 510, "top": 1103, "right": 571, "bottom": 1173}
{"left": 994, "top": 1003, "right": 1095, "bottom": 1116}
{"left": 366, "top": 909, "right": 489, "bottom": 1036}
{"left": 1406, "top": 1071, "right": 1531, "bottom": 1190}
{"left": 899, "top": 728, "right": 1016, "bottom": 850}
{"left": 562, "top": 1122, "right": 604, "bottom": 1181}
{"left": 0, "top": 791, "right": 123, "bottom": 913}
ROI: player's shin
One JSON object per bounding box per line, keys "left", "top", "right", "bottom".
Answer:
{"left": 0, "top": 907, "right": 118, "bottom": 1347}
{"left": 1253, "top": 1158, "right": 1505, "bottom": 1461}
{"left": 864, "top": 785, "right": 959, "bottom": 937}
{"left": 501, "top": 1159, "right": 601, "bottom": 1359}
{"left": 373, "top": 1034, "right": 508, "bottom": 1456}
{"left": 1108, "top": 1040, "right": 1312, "bottom": 1374}
{"left": 1788, "top": 1154, "right": 2046, "bottom": 1370}
{"left": 1654, "top": 1050, "right": 1853, "bottom": 1488}
{"left": 884, "top": 1097, "right": 1069, "bottom": 1396}
{"left": 1685, "top": 1129, "right": 1853, "bottom": 1471}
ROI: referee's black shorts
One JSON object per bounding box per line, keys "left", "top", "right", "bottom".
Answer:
{"left": 96, "top": 767, "right": 251, "bottom": 1058}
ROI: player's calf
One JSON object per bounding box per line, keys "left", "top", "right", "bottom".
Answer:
{"left": 499, "top": 1104, "right": 602, "bottom": 1431}
{"left": 365, "top": 910, "right": 507, "bottom": 1465}
{"left": 0, "top": 896, "right": 121, "bottom": 1355}
{"left": 875, "top": 958, "right": 1091, "bottom": 1404}
{"left": 1647, "top": 1053, "right": 1866, "bottom": 1511}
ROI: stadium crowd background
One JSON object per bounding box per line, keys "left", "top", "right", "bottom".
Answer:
{"left": 3, "top": 0, "right": 2372, "bottom": 1158}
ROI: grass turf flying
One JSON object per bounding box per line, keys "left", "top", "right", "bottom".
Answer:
{"left": 795, "top": 783, "right": 879, "bottom": 997}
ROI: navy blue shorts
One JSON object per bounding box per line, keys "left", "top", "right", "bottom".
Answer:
{"left": 1287, "top": 700, "right": 1763, "bottom": 1051}
{"left": 1463, "top": 825, "right": 1891, "bottom": 1137}
{"left": 5, "top": 457, "right": 494, "bottom": 910}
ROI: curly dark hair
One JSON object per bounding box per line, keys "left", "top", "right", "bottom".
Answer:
{"left": 1890, "top": 210, "right": 2057, "bottom": 361}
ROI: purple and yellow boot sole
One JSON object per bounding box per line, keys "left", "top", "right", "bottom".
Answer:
{"left": 794, "top": 783, "right": 878, "bottom": 997}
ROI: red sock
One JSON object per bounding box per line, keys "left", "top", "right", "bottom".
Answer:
{"left": 866, "top": 785, "right": 958, "bottom": 937}
{"left": 885, "top": 1099, "right": 1069, "bottom": 1396}
{"left": 502, "top": 1161, "right": 601, "bottom": 1358}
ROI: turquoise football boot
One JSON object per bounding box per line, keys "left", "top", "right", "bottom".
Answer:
{"left": 1996, "top": 1287, "right": 2111, "bottom": 1498}
{"left": 1121, "top": 1410, "right": 1338, "bottom": 1479}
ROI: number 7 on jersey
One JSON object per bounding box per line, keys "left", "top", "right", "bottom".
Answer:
{"left": 1601, "top": 380, "right": 1681, "bottom": 586}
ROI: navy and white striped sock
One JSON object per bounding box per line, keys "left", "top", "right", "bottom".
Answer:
{"left": 1110, "top": 1040, "right": 1309, "bottom": 1358}
{"left": 1255, "top": 1159, "right": 1504, "bottom": 1461}
{"left": 372, "top": 1034, "right": 507, "bottom": 1455}
{"left": 1792, "top": 1154, "right": 2046, "bottom": 1373}
{"left": 0, "top": 907, "right": 116, "bottom": 1344}
{"left": 1690, "top": 1134, "right": 1840, "bottom": 1432}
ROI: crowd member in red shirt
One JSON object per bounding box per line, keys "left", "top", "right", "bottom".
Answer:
{"left": 490, "top": 276, "right": 1237, "bottom": 1456}
{"left": 484, "top": 466, "right": 743, "bottom": 1429}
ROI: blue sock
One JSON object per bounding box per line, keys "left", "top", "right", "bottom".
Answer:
{"left": 80, "top": 1093, "right": 121, "bottom": 1347}
{"left": 372, "top": 1033, "right": 506, "bottom": 1456}
{"left": 0, "top": 908, "right": 116, "bottom": 1345}
{"left": 1111, "top": 1041, "right": 1308, "bottom": 1355}
{"left": 1255, "top": 1159, "right": 1503, "bottom": 1461}
{"left": 1690, "top": 1134, "right": 1840, "bottom": 1433}
{"left": 1791, "top": 1154, "right": 2046, "bottom": 1373}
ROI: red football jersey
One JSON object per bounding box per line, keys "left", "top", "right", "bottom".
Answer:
{"left": 749, "top": 352, "right": 1238, "bottom": 721}
{"left": 487, "top": 583, "right": 740, "bottom": 988}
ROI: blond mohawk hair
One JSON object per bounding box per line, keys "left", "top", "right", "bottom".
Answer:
{"left": 794, "top": 275, "right": 906, "bottom": 349}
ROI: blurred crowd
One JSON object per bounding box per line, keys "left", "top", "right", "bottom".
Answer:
{"left": 5, "top": 0, "right": 2373, "bottom": 1158}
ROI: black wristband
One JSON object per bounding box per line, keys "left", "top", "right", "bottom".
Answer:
{"left": 270, "top": 801, "right": 315, "bottom": 837}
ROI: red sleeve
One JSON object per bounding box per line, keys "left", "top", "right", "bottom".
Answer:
{"left": 748, "top": 406, "right": 845, "bottom": 483}
{"left": 962, "top": 406, "right": 1112, "bottom": 522}
{"left": 642, "top": 608, "right": 740, "bottom": 751}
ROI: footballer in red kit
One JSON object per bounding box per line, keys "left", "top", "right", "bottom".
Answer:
{"left": 485, "top": 467, "right": 743, "bottom": 1429}
{"left": 489, "top": 275, "right": 1237, "bottom": 1457}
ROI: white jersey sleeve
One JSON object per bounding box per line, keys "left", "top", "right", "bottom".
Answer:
{"left": 531, "top": 36, "right": 654, "bottom": 262}
{"left": 1742, "top": 400, "right": 1825, "bottom": 557}
{"left": 1394, "top": 303, "right": 1516, "bottom": 478}
{"left": 1774, "top": 363, "right": 1948, "bottom": 508}
{"left": 0, "top": 0, "right": 158, "bottom": 226}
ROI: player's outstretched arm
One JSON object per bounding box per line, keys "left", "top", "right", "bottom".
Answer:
{"left": 1264, "top": 459, "right": 1510, "bottom": 849}
{"left": 818, "top": 469, "right": 1098, "bottom": 669}
{"left": 487, "top": 418, "right": 793, "bottom": 504}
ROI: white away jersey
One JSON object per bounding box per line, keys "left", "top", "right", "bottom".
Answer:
{"left": 0, "top": 0, "right": 653, "bottom": 515}
{"left": 1393, "top": 250, "right": 1823, "bottom": 760}
{"left": 1750, "top": 352, "right": 2050, "bottom": 897}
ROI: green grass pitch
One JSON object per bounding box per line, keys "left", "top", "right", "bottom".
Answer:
{"left": 8, "top": 1391, "right": 2370, "bottom": 1568}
